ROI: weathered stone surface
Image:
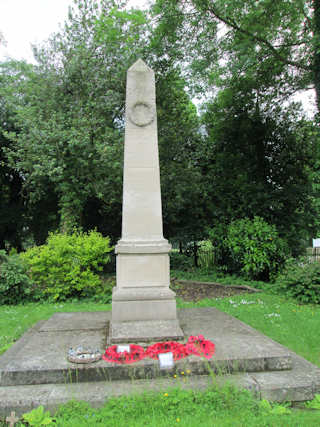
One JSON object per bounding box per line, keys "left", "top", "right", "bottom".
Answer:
{"left": 39, "top": 312, "right": 109, "bottom": 332}
{"left": 111, "top": 59, "right": 181, "bottom": 337}
{"left": 0, "top": 308, "right": 293, "bottom": 387}
{"left": 110, "top": 319, "right": 184, "bottom": 343}
{"left": 1, "top": 307, "right": 320, "bottom": 415}
{"left": 1, "top": 352, "right": 320, "bottom": 417}
{"left": 119, "top": 59, "right": 163, "bottom": 241}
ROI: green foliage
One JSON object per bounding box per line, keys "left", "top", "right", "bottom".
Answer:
{"left": 3, "top": 1, "right": 149, "bottom": 236}
{"left": 15, "top": 385, "right": 320, "bottom": 426}
{"left": 276, "top": 258, "right": 320, "bottom": 304}
{"left": 22, "top": 405, "right": 55, "bottom": 426}
{"left": 259, "top": 399, "right": 291, "bottom": 415}
{"left": 202, "top": 83, "right": 318, "bottom": 254}
{"left": 207, "top": 224, "right": 230, "bottom": 272}
{"left": 198, "top": 240, "right": 215, "bottom": 269}
{"left": 151, "top": 0, "right": 316, "bottom": 114}
{"left": 21, "top": 231, "right": 113, "bottom": 301}
{"left": 169, "top": 251, "right": 194, "bottom": 271}
{"left": 226, "top": 217, "right": 289, "bottom": 280}
{"left": 89, "top": 275, "right": 116, "bottom": 303}
{"left": 306, "top": 394, "right": 320, "bottom": 410}
{"left": 0, "top": 61, "right": 30, "bottom": 251}
{"left": 0, "top": 250, "right": 33, "bottom": 304}
{"left": 53, "top": 385, "right": 260, "bottom": 425}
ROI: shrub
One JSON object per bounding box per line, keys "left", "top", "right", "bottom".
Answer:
{"left": 0, "top": 250, "right": 33, "bottom": 304}
{"left": 89, "top": 275, "right": 116, "bottom": 303}
{"left": 170, "top": 251, "right": 194, "bottom": 271}
{"left": 276, "top": 258, "right": 320, "bottom": 304}
{"left": 21, "top": 230, "right": 113, "bottom": 301}
{"left": 225, "top": 217, "right": 289, "bottom": 280}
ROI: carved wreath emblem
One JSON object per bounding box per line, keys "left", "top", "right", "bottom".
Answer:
{"left": 128, "top": 101, "right": 155, "bottom": 127}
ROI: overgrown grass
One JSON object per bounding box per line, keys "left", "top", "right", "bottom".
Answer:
{"left": 2, "top": 387, "right": 320, "bottom": 426}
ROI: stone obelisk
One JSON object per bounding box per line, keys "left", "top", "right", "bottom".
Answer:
{"left": 110, "top": 59, "right": 183, "bottom": 343}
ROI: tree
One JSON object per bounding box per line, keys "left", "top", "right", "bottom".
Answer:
{"left": 4, "top": 0, "right": 149, "bottom": 236}
{"left": 0, "top": 61, "right": 29, "bottom": 250}
{"left": 153, "top": 62, "right": 208, "bottom": 242}
{"left": 3, "top": 0, "right": 208, "bottom": 244}
{"left": 151, "top": 0, "right": 319, "bottom": 116}
{"left": 0, "top": 60, "right": 60, "bottom": 248}
{"left": 201, "top": 81, "right": 319, "bottom": 253}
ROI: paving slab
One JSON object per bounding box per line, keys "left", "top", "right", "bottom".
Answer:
{"left": 0, "top": 308, "right": 292, "bottom": 387}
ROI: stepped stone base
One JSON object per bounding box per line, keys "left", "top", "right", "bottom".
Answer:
{"left": 1, "top": 307, "right": 320, "bottom": 416}
{"left": 109, "top": 319, "right": 184, "bottom": 343}
{"left": 111, "top": 286, "right": 179, "bottom": 324}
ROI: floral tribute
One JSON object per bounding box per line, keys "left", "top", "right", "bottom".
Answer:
{"left": 102, "top": 335, "right": 215, "bottom": 364}
{"left": 146, "top": 341, "right": 188, "bottom": 361}
{"left": 102, "top": 344, "right": 146, "bottom": 364}
{"left": 185, "top": 335, "right": 215, "bottom": 359}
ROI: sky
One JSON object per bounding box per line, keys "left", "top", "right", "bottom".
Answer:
{"left": 0, "top": 0, "right": 316, "bottom": 115}
{"left": 0, "top": 0, "right": 74, "bottom": 62}
{"left": 0, "top": 0, "right": 148, "bottom": 62}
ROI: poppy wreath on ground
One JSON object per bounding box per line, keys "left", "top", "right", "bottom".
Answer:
{"left": 102, "top": 344, "right": 146, "bottom": 364}
{"left": 185, "top": 335, "right": 215, "bottom": 359}
{"left": 102, "top": 336, "right": 215, "bottom": 364}
{"left": 145, "top": 341, "right": 188, "bottom": 361}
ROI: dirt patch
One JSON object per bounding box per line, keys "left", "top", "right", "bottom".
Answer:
{"left": 170, "top": 279, "right": 259, "bottom": 302}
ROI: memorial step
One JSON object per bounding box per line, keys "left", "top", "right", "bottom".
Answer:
{"left": 0, "top": 308, "right": 292, "bottom": 387}
{"left": 1, "top": 350, "right": 320, "bottom": 417}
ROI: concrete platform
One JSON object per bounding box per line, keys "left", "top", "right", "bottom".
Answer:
{"left": 1, "top": 307, "right": 320, "bottom": 415}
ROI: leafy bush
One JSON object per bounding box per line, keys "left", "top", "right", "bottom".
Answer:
{"left": 21, "top": 230, "right": 113, "bottom": 301}
{"left": 89, "top": 275, "right": 116, "bottom": 303}
{"left": 225, "top": 217, "right": 289, "bottom": 280}
{"left": 276, "top": 258, "right": 320, "bottom": 304}
{"left": 0, "top": 250, "right": 33, "bottom": 304}
{"left": 22, "top": 405, "right": 55, "bottom": 426}
{"left": 170, "top": 251, "right": 194, "bottom": 271}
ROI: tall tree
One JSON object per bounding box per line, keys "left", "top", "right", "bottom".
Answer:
{"left": 151, "top": 0, "right": 318, "bottom": 115}
{"left": 201, "top": 81, "right": 319, "bottom": 252}
{"left": 3, "top": 0, "right": 206, "bottom": 243}
{"left": 0, "top": 61, "right": 30, "bottom": 250}
{"left": 5, "top": 0, "right": 149, "bottom": 235}
{"left": 0, "top": 60, "right": 60, "bottom": 248}
{"left": 154, "top": 63, "right": 208, "bottom": 242}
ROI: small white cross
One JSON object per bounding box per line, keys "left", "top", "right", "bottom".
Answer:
{"left": 6, "top": 411, "right": 19, "bottom": 426}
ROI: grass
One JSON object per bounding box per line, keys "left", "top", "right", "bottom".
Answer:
{"left": 1, "top": 271, "right": 320, "bottom": 425}
{"left": 2, "top": 387, "right": 320, "bottom": 426}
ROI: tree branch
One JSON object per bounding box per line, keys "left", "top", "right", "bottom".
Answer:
{"left": 206, "top": 4, "right": 311, "bottom": 72}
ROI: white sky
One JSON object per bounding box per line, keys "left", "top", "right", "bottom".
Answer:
{"left": 0, "top": 0, "right": 73, "bottom": 62}
{"left": 0, "top": 0, "right": 316, "bottom": 115}
{"left": 0, "top": 0, "right": 148, "bottom": 63}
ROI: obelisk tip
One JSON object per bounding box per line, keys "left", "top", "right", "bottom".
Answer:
{"left": 128, "top": 58, "right": 152, "bottom": 73}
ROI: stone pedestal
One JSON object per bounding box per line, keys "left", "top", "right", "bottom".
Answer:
{"left": 110, "top": 59, "right": 183, "bottom": 343}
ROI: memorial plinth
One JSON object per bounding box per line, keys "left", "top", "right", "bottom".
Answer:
{"left": 110, "top": 59, "right": 183, "bottom": 343}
